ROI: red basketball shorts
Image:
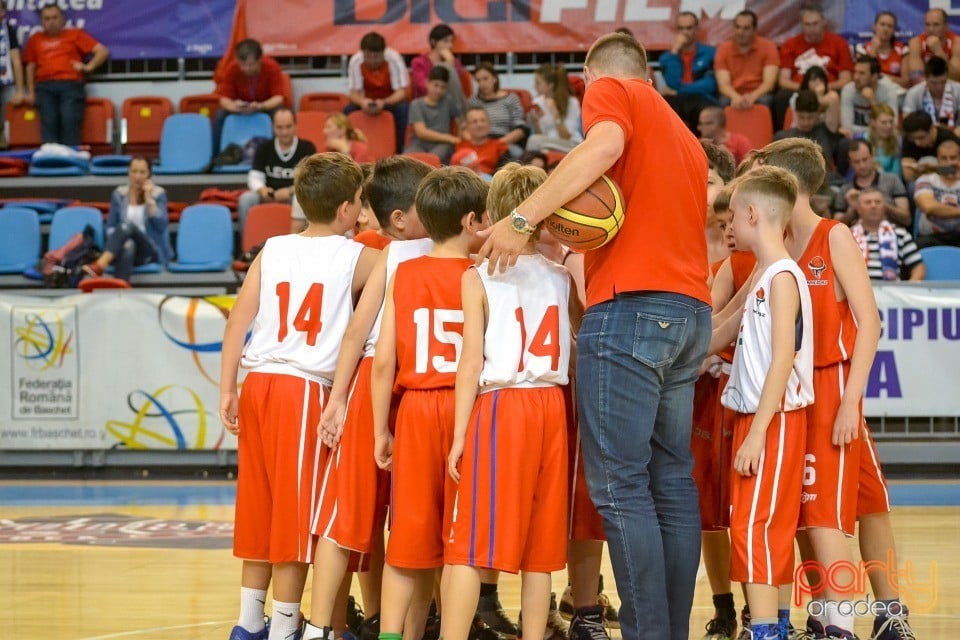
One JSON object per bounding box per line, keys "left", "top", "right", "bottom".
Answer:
{"left": 446, "top": 387, "right": 569, "bottom": 573}
{"left": 692, "top": 373, "right": 724, "bottom": 531}
{"left": 234, "top": 372, "right": 328, "bottom": 564}
{"left": 857, "top": 424, "right": 891, "bottom": 517}
{"left": 386, "top": 388, "right": 457, "bottom": 569}
{"left": 799, "top": 362, "right": 863, "bottom": 535}
{"left": 729, "top": 410, "right": 806, "bottom": 586}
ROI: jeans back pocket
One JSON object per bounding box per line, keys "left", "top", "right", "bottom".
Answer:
{"left": 632, "top": 311, "right": 688, "bottom": 368}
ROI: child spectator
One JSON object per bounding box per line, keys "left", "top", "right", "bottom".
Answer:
{"left": 851, "top": 187, "right": 926, "bottom": 280}
{"left": 302, "top": 156, "right": 434, "bottom": 640}
{"left": 323, "top": 113, "right": 372, "bottom": 163}
{"left": 698, "top": 106, "right": 753, "bottom": 165}
{"left": 468, "top": 62, "right": 528, "bottom": 158}
{"left": 451, "top": 107, "right": 509, "bottom": 177}
{"left": 443, "top": 162, "right": 578, "bottom": 640}
{"left": 527, "top": 63, "right": 582, "bottom": 153}
{"left": 405, "top": 65, "right": 464, "bottom": 164}
{"left": 866, "top": 104, "right": 903, "bottom": 176}
{"left": 370, "top": 167, "right": 490, "bottom": 640}
{"left": 219, "top": 153, "right": 379, "bottom": 640}
{"left": 710, "top": 166, "right": 814, "bottom": 640}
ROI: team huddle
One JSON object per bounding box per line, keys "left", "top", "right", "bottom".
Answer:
{"left": 218, "top": 34, "right": 913, "bottom": 640}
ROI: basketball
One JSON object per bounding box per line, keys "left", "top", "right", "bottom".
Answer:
{"left": 544, "top": 175, "right": 625, "bottom": 250}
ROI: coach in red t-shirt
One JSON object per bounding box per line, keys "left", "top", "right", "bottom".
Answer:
{"left": 477, "top": 33, "right": 711, "bottom": 640}
{"left": 213, "top": 39, "right": 286, "bottom": 150}
{"left": 772, "top": 5, "right": 853, "bottom": 130}
{"left": 22, "top": 4, "right": 108, "bottom": 146}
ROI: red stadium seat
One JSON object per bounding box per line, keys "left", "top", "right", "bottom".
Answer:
{"left": 81, "top": 97, "right": 116, "bottom": 155}
{"left": 296, "top": 110, "right": 327, "bottom": 149}
{"left": 347, "top": 110, "right": 396, "bottom": 161}
{"left": 724, "top": 104, "right": 774, "bottom": 150}
{"left": 403, "top": 151, "right": 442, "bottom": 167}
{"left": 567, "top": 74, "right": 585, "bottom": 103}
{"left": 243, "top": 203, "right": 292, "bottom": 253}
{"left": 504, "top": 88, "right": 533, "bottom": 113}
{"left": 300, "top": 92, "right": 350, "bottom": 113}
{"left": 280, "top": 72, "right": 294, "bottom": 109}
{"left": 783, "top": 107, "right": 795, "bottom": 130}
{"left": 179, "top": 93, "right": 221, "bottom": 120}
{"left": 4, "top": 102, "right": 42, "bottom": 149}
{"left": 122, "top": 96, "right": 174, "bottom": 158}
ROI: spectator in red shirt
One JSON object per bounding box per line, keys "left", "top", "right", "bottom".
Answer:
{"left": 714, "top": 10, "right": 779, "bottom": 110}
{"left": 345, "top": 31, "right": 410, "bottom": 153}
{"left": 22, "top": 4, "right": 108, "bottom": 146}
{"left": 773, "top": 5, "right": 853, "bottom": 131}
{"left": 907, "top": 9, "right": 960, "bottom": 84}
{"left": 697, "top": 106, "right": 752, "bottom": 164}
{"left": 214, "top": 39, "right": 286, "bottom": 150}
{"left": 452, "top": 107, "right": 508, "bottom": 176}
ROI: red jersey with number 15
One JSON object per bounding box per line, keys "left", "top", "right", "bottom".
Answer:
{"left": 241, "top": 235, "right": 364, "bottom": 383}
{"left": 393, "top": 255, "right": 474, "bottom": 391}
{"left": 797, "top": 219, "right": 858, "bottom": 368}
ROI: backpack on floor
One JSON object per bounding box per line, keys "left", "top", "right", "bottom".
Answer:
{"left": 41, "top": 224, "right": 102, "bottom": 288}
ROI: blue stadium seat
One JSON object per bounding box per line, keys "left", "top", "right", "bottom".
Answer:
{"left": 919, "top": 246, "right": 960, "bottom": 281}
{"left": 166, "top": 204, "right": 233, "bottom": 272}
{"left": 28, "top": 154, "right": 89, "bottom": 176}
{"left": 2, "top": 200, "right": 62, "bottom": 223}
{"left": 0, "top": 207, "right": 41, "bottom": 273}
{"left": 213, "top": 112, "right": 272, "bottom": 174}
{"left": 91, "top": 154, "right": 133, "bottom": 176}
{"left": 153, "top": 114, "right": 212, "bottom": 175}
{"left": 48, "top": 206, "right": 105, "bottom": 250}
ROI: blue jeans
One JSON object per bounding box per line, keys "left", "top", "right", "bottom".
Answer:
{"left": 104, "top": 222, "right": 159, "bottom": 281}
{"left": 35, "top": 80, "right": 86, "bottom": 146}
{"left": 576, "top": 292, "right": 711, "bottom": 640}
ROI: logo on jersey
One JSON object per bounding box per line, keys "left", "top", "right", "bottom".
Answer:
{"left": 752, "top": 287, "right": 767, "bottom": 317}
{"left": 807, "top": 256, "right": 827, "bottom": 281}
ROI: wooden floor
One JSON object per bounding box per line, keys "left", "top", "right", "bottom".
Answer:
{"left": 1, "top": 482, "right": 957, "bottom": 639}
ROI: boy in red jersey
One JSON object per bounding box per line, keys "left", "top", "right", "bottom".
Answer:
{"left": 371, "top": 167, "right": 490, "bottom": 640}
{"left": 710, "top": 166, "right": 814, "bottom": 640}
{"left": 220, "top": 153, "right": 379, "bottom": 640}
{"left": 442, "top": 163, "right": 579, "bottom": 640}
{"left": 302, "top": 156, "right": 433, "bottom": 640}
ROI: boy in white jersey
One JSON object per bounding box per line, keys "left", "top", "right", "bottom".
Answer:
{"left": 303, "top": 156, "right": 433, "bottom": 640}
{"left": 220, "top": 153, "right": 380, "bottom": 640}
{"left": 442, "top": 163, "right": 580, "bottom": 640}
{"left": 710, "top": 166, "right": 814, "bottom": 640}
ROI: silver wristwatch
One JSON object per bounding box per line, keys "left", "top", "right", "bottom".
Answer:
{"left": 510, "top": 208, "right": 537, "bottom": 235}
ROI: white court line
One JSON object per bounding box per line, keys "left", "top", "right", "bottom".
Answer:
{"left": 80, "top": 620, "right": 234, "bottom": 639}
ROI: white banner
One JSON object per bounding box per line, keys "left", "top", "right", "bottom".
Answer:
{"left": 2, "top": 292, "right": 239, "bottom": 450}
{"left": 864, "top": 285, "right": 960, "bottom": 417}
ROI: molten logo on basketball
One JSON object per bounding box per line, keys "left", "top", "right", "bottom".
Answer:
{"left": 546, "top": 218, "right": 580, "bottom": 237}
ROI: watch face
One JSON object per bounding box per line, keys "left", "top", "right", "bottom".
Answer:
{"left": 512, "top": 215, "right": 526, "bottom": 231}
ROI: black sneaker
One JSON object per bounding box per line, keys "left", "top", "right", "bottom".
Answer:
{"left": 422, "top": 609, "right": 441, "bottom": 640}
{"left": 596, "top": 574, "right": 618, "bottom": 629}
{"left": 558, "top": 586, "right": 575, "bottom": 620}
{"left": 477, "top": 592, "right": 519, "bottom": 639}
{"left": 346, "top": 595, "right": 364, "bottom": 636}
{"left": 871, "top": 614, "right": 916, "bottom": 640}
{"left": 469, "top": 614, "right": 505, "bottom": 640}
{"left": 567, "top": 605, "right": 609, "bottom": 640}
{"left": 736, "top": 606, "right": 751, "bottom": 640}
{"left": 703, "top": 614, "right": 737, "bottom": 640}
{"left": 545, "top": 592, "right": 570, "bottom": 640}
{"left": 358, "top": 612, "right": 380, "bottom": 640}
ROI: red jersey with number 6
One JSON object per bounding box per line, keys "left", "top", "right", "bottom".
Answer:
{"left": 393, "top": 255, "right": 474, "bottom": 391}
{"left": 241, "top": 234, "right": 364, "bottom": 383}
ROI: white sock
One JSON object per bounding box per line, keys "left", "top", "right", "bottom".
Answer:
{"left": 826, "top": 601, "right": 854, "bottom": 634}
{"left": 303, "top": 622, "right": 333, "bottom": 640}
{"left": 269, "top": 600, "right": 302, "bottom": 640}
{"left": 238, "top": 587, "right": 267, "bottom": 632}
{"left": 809, "top": 599, "right": 828, "bottom": 627}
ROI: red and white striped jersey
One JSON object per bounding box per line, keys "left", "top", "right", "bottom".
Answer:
{"left": 477, "top": 254, "right": 572, "bottom": 391}
{"left": 241, "top": 234, "right": 363, "bottom": 384}
{"left": 722, "top": 259, "right": 814, "bottom": 414}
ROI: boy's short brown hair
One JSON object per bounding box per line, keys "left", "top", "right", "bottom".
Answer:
{"left": 415, "top": 167, "right": 489, "bottom": 242}
{"left": 712, "top": 186, "right": 732, "bottom": 214}
{"left": 755, "top": 138, "right": 826, "bottom": 194}
{"left": 730, "top": 165, "right": 799, "bottom": 226}
{"left": 365, "top": 156, "right": 433, "bottom": 227}
{"left": 486, "top": 162, "right": 547, "bottom": 224}
{"left": 294, "top": 153, "right": 364, "bottom": 223}
{"left": 702, "top": 141, "right": 735, "bottom": 183}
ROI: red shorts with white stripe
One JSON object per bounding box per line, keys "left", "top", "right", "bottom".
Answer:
{"left": 234, "top": 372, "right": 327, "bottom": 564}
{"left": 386, "top": 388, "right": 457, "bottom": 569}
{"left": 564, "top": 383, "right": 605, "bottom": 541}
{"left": 729, "top": 410, "right": 806, "bottom": 586}
{"left": 312, "top": 357, "right": 392, "bottom": 572}
{"left": 446, "top": 387, "right": 569, "bottom": 573}
{"left": 857, "top": 424, "right": 891, "bottom": 517}
{"left": 692, "top": 374, "right": 724, "bottom": 531}
{"left": 713, "top": 371, "right": 736, "bottom": 529}
{"left": 799, "top": 362, "right": 863, "bottom": 535}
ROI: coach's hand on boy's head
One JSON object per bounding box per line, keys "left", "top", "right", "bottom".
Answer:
{"left": 476, "top": 216, "right": 530, "bottom": 275}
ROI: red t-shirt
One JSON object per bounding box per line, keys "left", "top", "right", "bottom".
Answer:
{"left": 580, "top": 77, "right": 711, "bottom": 308}
{"left": 215, "top": 55, "right": 285, "bottom": 103}
{"left": 22, "top": 29, "right": 100, "bottom": 83}
{"left": 780, "top": 32, "right": 855, "bottom": 84}
{"left": 451, "top": 138, "right": 508, "bottom": 175}
{"left": 722, "top": 131, "right": 753, "bottom": 164}
{"left": 919, "top": 31, "right": 955, "bottom": 63}
{"left": 354, "top": 229, "right": 392, "bottom": 250}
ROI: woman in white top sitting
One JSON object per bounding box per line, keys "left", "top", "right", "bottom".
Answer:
{"left": 82, "top": 156, "right": 173, "bottom": 281}
{"left": 526, "top": 63, "right": 583, "bottom": 153}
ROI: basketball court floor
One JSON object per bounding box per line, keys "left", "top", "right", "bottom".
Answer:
{"left": 2, "top": 480, "right": 957, "bottom": 639}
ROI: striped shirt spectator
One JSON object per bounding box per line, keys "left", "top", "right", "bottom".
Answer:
{"left": 852, "top": 187, "right": 925, "bottom": 281}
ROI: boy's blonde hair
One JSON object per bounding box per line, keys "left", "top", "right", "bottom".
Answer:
{"left": 585, "top": 32, "right": 648, "bottom": 77}
{"left": 730, "top": 165, "right": 799, "bottom": 227}
{"left": 415, "top": 166, "right": 489, "bottom": 242}
{"left": 294, "top": 153, "right": 364, "bottom": 223}
{"left": 755, "top": 138, "right": 826, "bottom": 194}
{"left": 486, "top": 162, "right": 547, "bottom": 224}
